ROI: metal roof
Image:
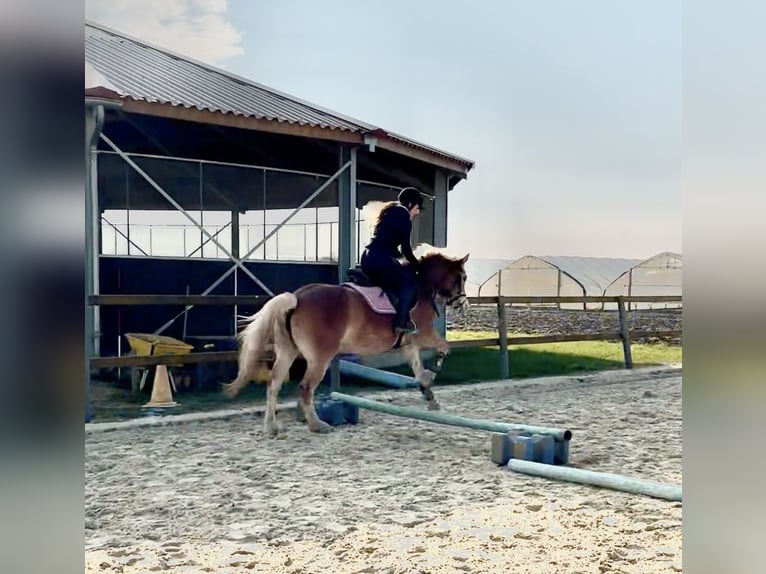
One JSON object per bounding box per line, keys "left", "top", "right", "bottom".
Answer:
{"left": 84, "top": 20, "right": 475, "bottom": 172}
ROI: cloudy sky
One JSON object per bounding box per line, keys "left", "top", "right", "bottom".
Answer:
{"left": 85, "top": 0, "right": 682, "bottom": 260}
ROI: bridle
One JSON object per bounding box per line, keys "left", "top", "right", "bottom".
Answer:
{"left": 429, "top": 265, "right": 469, "bottom": 373}
{"left": 435, "top": 269, "right": 468, "bottom": 309}
{"left": 442, "top": 291, "right": 466, "bottom": 307}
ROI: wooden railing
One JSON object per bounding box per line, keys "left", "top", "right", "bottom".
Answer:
{"left": 87, "top": 294, "right": 273, "bottom": 369}
{"left": 87, "top": 294, "right": 681, "bottom": 374}
{"left": 459, "top": 295, "right": 682, "bottom": 378}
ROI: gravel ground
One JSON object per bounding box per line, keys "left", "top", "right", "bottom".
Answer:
{"left": 447, "top": 306, "right": 682, "bottom": 345}
{"left": 85, "top": 366, "right": 683, "bottom": 573}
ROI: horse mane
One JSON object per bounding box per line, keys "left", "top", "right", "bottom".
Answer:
{"left": 414, "top": 243, "right": 465, "bottom": 266}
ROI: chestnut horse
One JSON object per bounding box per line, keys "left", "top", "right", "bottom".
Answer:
{"left": 222, "top": 251, "right": 470, "bottom": 437}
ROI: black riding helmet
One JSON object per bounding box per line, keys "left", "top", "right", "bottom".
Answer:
{"left": 398, "top": 187, "right": 424, "bottom": 210}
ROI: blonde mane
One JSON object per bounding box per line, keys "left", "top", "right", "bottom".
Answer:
{"left": 415, "top": 243, "right": 464, "bottom": 261}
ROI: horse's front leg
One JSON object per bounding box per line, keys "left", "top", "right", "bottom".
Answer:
{"left": 431, "top": 338, "right": 450, "bottom": 373}
{"left": 401, "top": 342, "right": 440, "bottom": 411}
{"left": 417, "top": 330, "right": 451, "bottom": 374}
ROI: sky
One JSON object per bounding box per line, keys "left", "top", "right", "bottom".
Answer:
{"left": 85, "top": 0, "right": 682, "bottom": 261}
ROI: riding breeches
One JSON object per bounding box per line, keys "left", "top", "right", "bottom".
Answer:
{"left": 360, "top": 249, "right": 417, "bottom": 322}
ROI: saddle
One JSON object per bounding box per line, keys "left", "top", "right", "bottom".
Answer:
{"left": 343, "top": 267, "right": 398, "bottom": 315}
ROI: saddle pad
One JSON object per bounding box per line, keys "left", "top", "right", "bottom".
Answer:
{"left": 342, "top": 283, "right": 396, "bottom": 314}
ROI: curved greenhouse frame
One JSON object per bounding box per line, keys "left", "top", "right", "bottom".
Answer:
{"left": 603, "top": 252, "right": 682, "bottom": 309}
{"left": 478, "top": 255, "right": 643, "bottom": 309}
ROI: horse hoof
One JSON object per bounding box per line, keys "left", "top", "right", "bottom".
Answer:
{"left": 426, "top": 399, "right": 441, "bottom": 411}
{"left": 309, "top": 420, "right": 333, "bottom": 434}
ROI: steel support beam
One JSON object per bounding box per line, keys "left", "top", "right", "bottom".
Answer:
{"left": 337, "top": 145, "right": 358, "bottom": 280}
{"left": 433, "top": 170, "right": 449, "bottom": 248}
{"left": 231, "top": 210, "right": 240, "bottom": 259}
{"left": 433, "top": 170, "right": 450, "bottom": 337}
{"left": 85, "top": 104, "right": 107, "bottom": 422}
{"left": 231, "top": 210, "right": 240, "bottom": 331}
{"left": 88, "top": 116, "right": 103, "bottom": 358}
{"left": 152, "top": 161, "right": 351, "bottom": 335}
{"left": 332, "top": 145, "right": 358, "bottom": 391}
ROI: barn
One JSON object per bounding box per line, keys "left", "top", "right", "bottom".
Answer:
{"left": 84, "top": 21, "right": 475, "bottom": 416}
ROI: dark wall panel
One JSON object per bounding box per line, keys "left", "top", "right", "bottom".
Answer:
{"left": 97, "top": 257, "right": 336, "bottom": 355}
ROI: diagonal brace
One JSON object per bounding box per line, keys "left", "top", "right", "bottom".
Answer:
{"left": 101, "top": 215, "right": 149, "bottom": 256}
{"left": 100, "top": 133, "right": 273, "bottom": 296}
{"left": 241, "top": 161, "right": 351, "bottom": 259}
{"left": 187, "top": 220, "right": 232, "bottom": 258}
{"left": 151, "top": 160, "right": 351, "bottom": 335}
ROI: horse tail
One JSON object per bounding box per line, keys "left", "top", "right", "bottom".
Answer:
{"left": 223, "top": 292, "right": 298, "bottom": 398}
{"left": 238, "top": 292, "right": 298, "bottom": 362}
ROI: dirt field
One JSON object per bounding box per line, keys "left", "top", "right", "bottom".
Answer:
{"left": 85, "top": 366, "right": 682, "bottom": 573}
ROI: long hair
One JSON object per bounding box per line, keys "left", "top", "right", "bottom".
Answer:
{"left": 374, "top": 201, "right": 399, "bottom": 229}
{"left": 361, "top": 200, "right": 399, "bottom": 234}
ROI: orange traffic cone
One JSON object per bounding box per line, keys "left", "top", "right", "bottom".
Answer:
{"left": 142, "top": 365, "right": 178, "bottom": 408}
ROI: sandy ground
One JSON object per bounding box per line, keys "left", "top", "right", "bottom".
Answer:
{"left": 85, "top": 366, "right": 682, "bottom": 573}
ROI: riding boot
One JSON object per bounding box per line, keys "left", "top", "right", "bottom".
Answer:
{"left": 393, "top": 283, "right": 417, "bottom": 334}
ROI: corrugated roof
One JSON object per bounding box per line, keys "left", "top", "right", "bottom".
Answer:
{"left": 84, "top": 20, "right": 474, "bottom": 171}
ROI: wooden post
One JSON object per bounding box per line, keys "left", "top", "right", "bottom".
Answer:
{"left": 617, "top": 296, "right": 633, "bottom": 368}
{"left": 497, "top": 298, "right": 510, "bottom": 379}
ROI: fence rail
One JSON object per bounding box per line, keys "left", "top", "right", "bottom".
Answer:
{"left": 88, "top": 294, "right": 270, "bottom": 306}
{"left": 88, "top": 293, "right": 681, "bottom": 372}
{"left": 460, "top": 294, "right": 682, "bottom": 377}
{"left": 468, "top": 295, "right": 683, "bottom": 305}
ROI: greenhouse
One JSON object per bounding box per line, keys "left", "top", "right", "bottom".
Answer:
{"left": 603, "top": 252, "right": 682, "bottom": 309}
{"left": 463, "top": 257, "right": 513, "bottom": 297}
{"left": 478, "top": 255, "right": 644, "bottom": 309}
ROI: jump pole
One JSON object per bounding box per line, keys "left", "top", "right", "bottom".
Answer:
{"left": 329, "top": 392, "right": 572, "bottom": 441}
{"left": 337, "top": 360, "right": 419, "bottom": 389}
{"left": 507, "top": 459, "right": 682, "bottom": 502}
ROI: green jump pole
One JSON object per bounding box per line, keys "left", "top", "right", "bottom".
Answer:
{"left": 337, "top": 360, "right": 420, "bottom": 389}
{"left": 329, "top": 392, "right": 572, "bottom": 441}
{"left": 507, "top": 459, "right": 682, "bottom": 502}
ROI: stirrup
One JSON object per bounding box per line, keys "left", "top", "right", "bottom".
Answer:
{"left": 394, "top": 319, "right": 417, "bottom": 336}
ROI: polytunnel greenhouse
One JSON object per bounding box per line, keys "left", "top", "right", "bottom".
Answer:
{"left": 477, "top": 255, "right": 645, "bottom": 310}
{"left": 603, "top": 252, "right": 682, "bottom": 309}
{"left": 462, "top": 258, "right": 513, "bottom": 297}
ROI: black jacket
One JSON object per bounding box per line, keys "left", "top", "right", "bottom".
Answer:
{"left": 365, "top": 204, "right": 418, "bottom": 267}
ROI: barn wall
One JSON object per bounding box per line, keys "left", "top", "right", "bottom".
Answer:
{"left": 98, "top": 256, "right": 336, "bottom": 355}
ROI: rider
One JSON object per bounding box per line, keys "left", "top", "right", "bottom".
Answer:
{"left": 360, "top": 187, "right": 424, "bottom": 335}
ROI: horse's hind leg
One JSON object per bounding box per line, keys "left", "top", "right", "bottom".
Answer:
{"left": 263, "top": 348, "right": 298, "bottom": 438}
{"left": 298, "top": 359, "right": 333, "bottom": 433}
